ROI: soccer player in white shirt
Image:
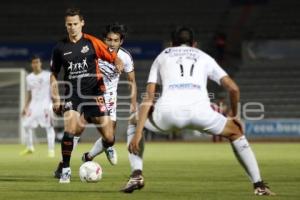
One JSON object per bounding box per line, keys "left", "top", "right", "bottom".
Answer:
{"left": 128, "top": 27, "right": 275, "bottom": 195}
{"left": 81, "top": 23, "right": 140, "bottom": 170}
{"left": 20, "top": 55, "right": 55, "bottom": 158}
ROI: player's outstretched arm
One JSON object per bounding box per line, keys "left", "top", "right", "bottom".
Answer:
{"left": 220, "top": 76, "right": 240, "bottom": 117}
{"left": 50, "top": 73, "right": 61, "bottom": 115}
{"left": 129, "top": 83, "right": 156, "bottom": 154}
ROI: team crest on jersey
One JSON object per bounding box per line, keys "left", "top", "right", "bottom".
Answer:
{"left": 81, "top": 45, "right": 89, "bottom": 53}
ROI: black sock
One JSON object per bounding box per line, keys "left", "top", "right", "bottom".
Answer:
{"left": 132, "top": 170, "right": 142, "bottom": 177}
{"left": 61, "top": 132, "right": 74, "bottom": 168}
{"left": 102, "top": 136, "right": 115, "bottom": 149}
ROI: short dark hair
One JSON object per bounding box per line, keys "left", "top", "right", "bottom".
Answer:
{"left": 103, "top": 22, "right": 128, "bottom": 40}
{"left": 65, "top": 8, "right": 84, "bottom": 21}
{"left": 171, "top": 26, "right": 195, "bottom": 46}
{"left": 30, "top": 54, "right": 42, "bottom": 62}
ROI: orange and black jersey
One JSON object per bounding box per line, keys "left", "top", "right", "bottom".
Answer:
{"left": 50, "top": 33, "right": 116, "bottom": 97}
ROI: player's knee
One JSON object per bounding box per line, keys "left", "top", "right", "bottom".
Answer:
{"left": 223, "top": 119, "right": 244, "bottom": 141}
{"left": 64, "top": 125, "right": 84, "bottom": 135}
{"left": 63, "top": 128, "right": 77, "bottom": 135}
{"left": 102, "top": 135, "right": 115, "bottom": 148}
{"left": 228, "top": 129, "right": 243, "bottom": 141}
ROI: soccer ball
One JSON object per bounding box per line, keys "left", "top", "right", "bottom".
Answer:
{"left": 79, "top": 161, "right": 102, "bottom": 182}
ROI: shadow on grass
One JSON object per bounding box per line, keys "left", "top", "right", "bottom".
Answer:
{"left": 0, "top": 175, "right": 56, "bottom": 182}
{"left": 12, "top": 189, "right": 117, "bottom": 194}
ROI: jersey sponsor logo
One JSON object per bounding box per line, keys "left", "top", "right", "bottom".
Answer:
{"left": 67, "top": 58, "right": 90, "bottom": 79}
{"left": 63, "top": 51, "right": 72, "bottom": 56}
{"left": 168, "top": 83, "right": 201, "bottom": 90}
{"left": 67, "top": 58, "right": 88, "bottom": 72}
{"left": 81, "top": 45, "right": 89, "bottom": 53}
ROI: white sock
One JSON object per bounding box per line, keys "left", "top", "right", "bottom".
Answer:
{"left": 46, "top": 127, "right": 55, "bottom": 152}
{"left": 24, "top": 127, "right": 34, "bottom": 150}
{"left": 89, "top": 137, "right": 104, "bottom": 158}
{"left": 127, "top": 124, "right": 143, "bottom": 172}
{"left": 62, "top": 167, "right": 71, "bottom": 174}
{"left": 231, "top": 136, "right": 262, "bottom": 183}
{"left": 73, "top": 136, "right": 81, "bottom": 149}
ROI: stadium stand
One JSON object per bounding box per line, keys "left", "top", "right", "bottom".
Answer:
{"left": 244, "top": 0, "right": 300, "bottom": 39}
{"left": 0, "top": 0, "right": 230, "bottom": 49}
{"left": 235, "top": 60, "right": 300, "bottom": 118}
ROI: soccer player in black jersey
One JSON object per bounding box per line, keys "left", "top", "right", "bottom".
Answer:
{"left": 50, "top": 8, "right": 123, "bottom": 183}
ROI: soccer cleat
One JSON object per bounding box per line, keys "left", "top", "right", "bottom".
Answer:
{"left": 105, "top": 146, "right": 118, "bottom": 165}
{"left": 59, "top": 167, "right": 71, "bottom": 183}
{"left": 48, "top": 150, "right": 55, "bottom": 158}
{"left": 19, "top": 148, "right": 34, "bottom": 156}
{"left": 254, "top": 181, "right": 276, "bottom": 196}
{"left": 53, "top": 161, "right": 63, "bottom": 179}
{"left": 81, "top": 152, "right": 93, "bottom": 162}
{"left": 121, "top": 170, "right": 144, "bottom": 193}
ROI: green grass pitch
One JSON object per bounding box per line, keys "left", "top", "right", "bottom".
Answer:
{"left": 0, "top": 142, "right": 299, "bottom": 200}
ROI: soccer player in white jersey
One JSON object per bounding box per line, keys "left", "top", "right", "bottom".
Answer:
{"left": 20, "top": 55, "right": 55, "bottom": 157}
{"left": 81, "top": 23, "right": 141, "bottom": 177}
{"left": 128, "top": 27, "right": 275, "bottom": 196}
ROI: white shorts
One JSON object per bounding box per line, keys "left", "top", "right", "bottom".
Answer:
{"left": 22, "top": 105, "right": 53, "bottom": 128}
{"left": 145, "top": 101, "right": 227, "bottom": 135}
{"left": 103, "top": 90, "right": 117, "bottom": 121}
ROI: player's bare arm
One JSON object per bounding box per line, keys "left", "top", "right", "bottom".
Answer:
{"left": 129, "top": 83, "right": 156, "bottom": 154}
{"left": 220, "top": 76, "right": 240, "bottom": 117}
{"left": 220, "top": 76, "right": 243, "bottom": 131}
{"left": 50, "top": 73, "right": 61, "bottom": 115}
{"left": 22, "top": 91, "right": 32, "bottom": 116}
{"left": 127, "top": 71, "right": 137, "bottom": 113}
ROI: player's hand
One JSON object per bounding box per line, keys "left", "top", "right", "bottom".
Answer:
{"left": 114, "top": 57, "right": 124, "bottom": 74}
{"left": 128, "top": 134, "right": 142, "bottom": 155}
{"left": 52, "top": 101, "right": 62, "bottom": 115}
{"left": 21, "top": 108, "right": 28, "bottom": 116}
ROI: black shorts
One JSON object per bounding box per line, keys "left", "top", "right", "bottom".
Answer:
{"left": 63, "top": 95, "right": 109, "bottom": 118}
